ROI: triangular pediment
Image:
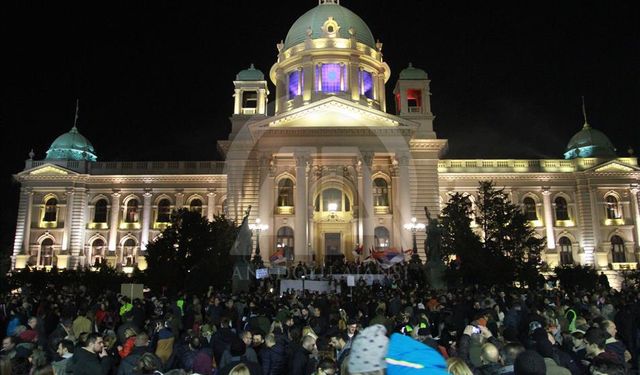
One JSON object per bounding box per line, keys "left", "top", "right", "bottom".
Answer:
{"left": 252, "top": 97, "right": 417, "bottom": 129}
{"left": 588, "top": 159, "right": 639, "bottom": 173}
{"left": 18, "top": 163, "right": 79, "bottom": 177}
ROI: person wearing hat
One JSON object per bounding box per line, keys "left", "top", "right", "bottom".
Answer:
{"left": 348, "top": 324, "right": 389, "bottom": 375}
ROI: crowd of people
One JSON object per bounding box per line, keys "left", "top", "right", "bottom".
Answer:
{"left": 0, "top": 262, "right": 639, "bottom": 375}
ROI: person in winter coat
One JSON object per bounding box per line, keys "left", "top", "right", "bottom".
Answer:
{"left": 67, "top": 333, "right": 112, "bottom": 375}
{"left": 260, "top": 333, "right": 286, "bottom": 375}
{"left": 289, "top": 335, "right": 317, "bottom": 375}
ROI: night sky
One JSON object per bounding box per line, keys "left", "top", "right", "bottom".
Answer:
{"left": 1, "top": 1, "right": 638, "bottom": 249}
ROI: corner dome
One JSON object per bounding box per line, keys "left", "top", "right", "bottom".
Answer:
{"left": 399, "top": 63, "right": 428, "bottom": 80}
{"left": 236, "top": 64, "right": 265, "bottom": 81}
{"left": 284, "top": 1, "right": 376, "bottom": 50}
{"left": 46, "top": 126, "right": 97, "bottom": 162}
{"left": 564, "top": 124, "right": 616, "bottom": 159}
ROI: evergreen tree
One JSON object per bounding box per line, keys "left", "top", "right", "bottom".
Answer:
{"left": 476, "top": 181, "right": 545, "bottom": 286}
{"left": 145, "top": 209, "right": 238, "bottom": 293}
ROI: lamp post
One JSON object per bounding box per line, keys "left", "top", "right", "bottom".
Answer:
{"left": 403, "top": 217, "right": 425, "bottom": 254}
{"left": 301, "top": 274, "right": 306, "bottom": 294}
{"left": 249, "top": 218, "right": 268, "bottom": 257}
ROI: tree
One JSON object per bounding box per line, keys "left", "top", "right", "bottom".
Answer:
{"left": 476, "top": 181, "right": 545, "bottom": 287}
{"left": 439, "top": 192, "right": 485, "bottom": 285}
{"left": 145, "top": 209, "right": 238, "bottom": 294}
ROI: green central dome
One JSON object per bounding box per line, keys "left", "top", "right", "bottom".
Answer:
{"left": 564, "top": 124, "right": 616, "bottom": 159}
{"left": 284, "top": 2, "right": 376, "bottom": 50}
{"left": 46, "top": 126, "right": 97, "bottom": 162}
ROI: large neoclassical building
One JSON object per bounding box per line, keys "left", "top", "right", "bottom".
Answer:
{"left": 11, "top": 0, "right": 640, "bottom": 275}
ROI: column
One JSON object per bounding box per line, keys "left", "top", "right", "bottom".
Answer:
{"left": 62, "top": 188, "right": 74, "bottom": 251}
{"left": 275, "top": 69, "right": 285, "bottom": 114}
{"left": 108, "top": 191, "right": 121, "bottom": 251}
{"left": 397, "top": 153, "right": 412, "bottom": 249}
{"left": 294, "top": 154, "right": 309, "bottom": 260}
{"left": 23, "top": 190, "right": 34, "bottom": 255}
{"left": 207, "top": 189, "right": 216, "bottom": 221}
{"left": 233, "top": 88, "right": 241, "bottom": 114}
{"left": 257, "top": 88, "right": 266, "bottom": 115}
{"left": 140, "top": 191, "right": 152, "bottom": 250}
{"left": 175, "top": 190, "right": 184, "bottom": 209}
{"left": 258, "top": 156, "right": 274, "bottom": 255}
{"left": 361, "top": 152, "right": 375, "bottom": 252}
{"left": 542, "top": 188, "right": 556, "bottom": 249}
{"left": 630, "top": 186, "right": 640, "bottom": 257}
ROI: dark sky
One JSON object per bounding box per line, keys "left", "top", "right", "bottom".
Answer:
{"left": 1, "top": 1, "right": 639, "bottom": 248}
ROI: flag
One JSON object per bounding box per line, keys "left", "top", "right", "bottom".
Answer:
{"left": 373, "top": 247, "right": 405, "bottom": 269}
{"left": 269, "top": 248, "right": 286, "bottom": 264}
{"left": 352, "top": 243, "right": 364, "bottom": 259}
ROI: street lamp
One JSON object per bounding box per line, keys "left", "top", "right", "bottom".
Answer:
{"left": 249, "top": 218, "right": 268, "bottom": 256}
{"left": 403, "top": 217, "right": 426, "bottom": 253}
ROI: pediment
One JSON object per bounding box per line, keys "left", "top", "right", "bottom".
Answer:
{"left": 252, "top": 97, "right": 417, "bottom": 129}
{"left": 18, "top": 163, "right": 79, "bottom": 177}
{"left": 589, "top": 160, "right": 639, "bottom": 173}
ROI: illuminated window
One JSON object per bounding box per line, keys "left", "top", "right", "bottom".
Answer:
{"left": 322, "top": 188, "right": 342, "bottom": 211}
{"left": 157, "top": 199, "right": 171, "bottom": 222}
{"left": 276, "top": 226, "right": 294, "bottom": 253}
{"left": 554, "top": 197, "right": 569, "bottom": 221}
{"left": 278, "top": 178, "right": 294, "bottom": 207}
{"left": 122, "top": 238, "right": 136, "bottom": 266}
{"left": 373, "top": 178, "right": 389, "bottom": 206}
{"left": 360, "top": 70, "right": 374, "bottom": 99}
{"left": 94, "top": 199, "right": 108, "bottom": 223}
{"left": 91, "top": 239, "right": 105, "bottom": 267}
{"left": 605, "top": 195, "right": 622, "bottom": 220}
{"left": 242, "top": 91, "right": 257, "bottom": 108}
{"left": 374, "top": 227, "right": 390, "bottom": 251}
{"left": 190, "top": 199, "right": 203, "bottom": 215}
{"left": 407, "top": 89, "right": 422, "bottom": 111}
{"left": 40, "top": 238, "right": 54, "bottom": 267}
{"left": 611, "top": 235, "right": 626, "bottom": 262}
{"left": 288, "top": 70, "right": 302, "bottom": 99}
{"left": 316, "top": 63, "right": 346, "bottom": 93}
{"left": 559, "top": 237, "right": 573, "bottom": 265}
{"left": 44, "top": 198, "right": 57, "bottom": 222}
{"left": 523, "top": 197, "right": 538, "bottom": 221}
{"left": 125, "top": 199, "right": 139, "bottom": 223}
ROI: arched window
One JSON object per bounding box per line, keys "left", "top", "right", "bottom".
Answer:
{"left": 605, "top": 195, "right": 622, "bottom": 220}
{"left": 374, "top": 227, "right": 390, "bottom": 251}
{"left": 125, "top": 199, "right": 139, "bottom": 223}
{"left": 611, "top": 235, "right": 626, "bottom": 262}
{"left": 91, "top": 239, "right": 106, "bottom": 267}
{"left": 373, "top": 178, "right": 389, "bottom": 207}
{"left": 94, "top": 199, "right": 108, "bottom": 223}
{"left": 559, "top": 237, "right": 573, "bottom": 265}
{"left": 157, "top": 199, "right": 171, "bottom": 222}
{"left": 40, "top": 238, "right": 54, "bottom": 267}
{"left": 190, "top": 199, "right": 203, "bottom": 215}
{"left": 276, "top": 227, "right": 294, "bottom": 260}
{"left": 360, "top": 70, "right": 374, "bottom": 99}
{"left": 523, "top": 197, "right": 538, "bottom": 221}
{"left": 278, "top": 178, "right": 294, "bottom": 207}
{"left": 44, "top": 198, "right": 57, "bottom": 222}
{"left": 554, "top": 197, "right": 569, "bottom": 221}
{"left": 322, "top": 188, "right": 342, "bottom": 211}
{"left": 122, "top": 238, "right": 137, "bottom": 266}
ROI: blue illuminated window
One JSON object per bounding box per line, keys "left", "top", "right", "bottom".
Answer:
{"left": 288, "top": 70, "right": 301, "bottom": 99}
{"left": 361, "top": 70, "right": 374, "bottom": 99}
{"left": 316, "top": 63, "right": 346, "bottom": 93}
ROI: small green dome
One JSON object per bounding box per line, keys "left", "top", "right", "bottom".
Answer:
{"left": 564, "top": 124, "right": 616, "bottom": 159}
{"left": 46, "top": 126, "right": 97, "bottom": 162}
{"left": 399, "top": 63, "right": 428, "bottom": 80}
{"left": 236, "top": 64, "right": 265, "bottom": 81}
{"left": 284, "top": 2, "right": 376, "bottom": 50}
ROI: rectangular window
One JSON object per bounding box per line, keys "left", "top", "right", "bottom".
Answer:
{"left": 360, "top": 70, "right": 374, "bottom": 99}
{"left": 242, "top": 91, "right": 257, "bottom": 108}
{"left": 317, "top": 63, "right": 346, "bottom": 93}
{"left": 288, "top": 70, "right": 301, "bottom": 99}
{"left": 407, "top": 89, "right": 422, "bottom": 110}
